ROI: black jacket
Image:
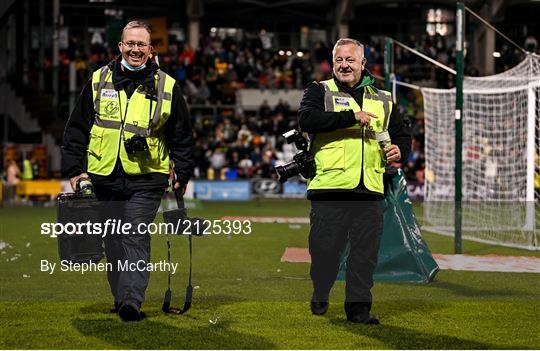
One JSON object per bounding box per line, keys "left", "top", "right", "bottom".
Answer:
{"left": 298, "top": 72, "right": 411, "bottom": 200}
{"left": 61, "top": 57, "right": 194, "bottom": 190}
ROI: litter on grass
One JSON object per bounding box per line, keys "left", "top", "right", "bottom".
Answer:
{"left": 0, "top": 241, "right": 11, "bottom": 250}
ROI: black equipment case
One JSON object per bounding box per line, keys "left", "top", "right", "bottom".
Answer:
{"left": 56, "top": 192, "right": 103, "bottom": 263}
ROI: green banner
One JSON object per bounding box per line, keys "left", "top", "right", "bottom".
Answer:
{"left": 338, "top": 169, "right": 439, "bottom": 282}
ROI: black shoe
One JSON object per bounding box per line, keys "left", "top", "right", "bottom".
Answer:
{"left": 310, "top": 295, "right": 329, "bottom": 315}
{"left": 110, "top": 301, "right": 120, "bottom": 313}
{"left": 118, "top": 299, "right": 143, "bottom": 322}
{"left": 347, "top": 313, "right": 380, "bottom": 324}
{"left": 344, "top": 301, "right": 379, "bottom": 325}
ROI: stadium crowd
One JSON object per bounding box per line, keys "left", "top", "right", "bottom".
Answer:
{"left": 14, "top": 30, "right": 538, "bottom": 184}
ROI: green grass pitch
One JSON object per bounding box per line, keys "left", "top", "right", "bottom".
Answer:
{"left": 0, "top": 199, "right": 539, "bottom": 349}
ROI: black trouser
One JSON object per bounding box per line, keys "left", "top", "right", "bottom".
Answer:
{"left": 308, "top": 199, "right": 383, "bottom": 306}
{"left": 94, "top": 186, "right": 164, "bottom": 304}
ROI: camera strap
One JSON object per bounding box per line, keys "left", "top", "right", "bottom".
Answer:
{"left": 307, "top": 133, "right": 315, "bottom": 153}
{"left": 162, "top": 193, "right": 194, "bottom": 315}
{"left": 146, "top": 98, "right": 153, "bottom": 137}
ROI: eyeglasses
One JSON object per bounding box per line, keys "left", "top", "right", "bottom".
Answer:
{"left": 122, "top": 41, "right": 150, "bottom": 49}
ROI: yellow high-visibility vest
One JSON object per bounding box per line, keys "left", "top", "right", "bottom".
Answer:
{"left": 22, "top": 160, "right": 33, "bottom": 180}
{"left": 88, "top": 65, "right": 175, "bottom": 176}
{"left": 307, "top": 78, "right": 393, "bottom": 195}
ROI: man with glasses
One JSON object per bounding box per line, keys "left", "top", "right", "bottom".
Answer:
{"left": 61, "top": 21, "right": 194, "bottom": 321}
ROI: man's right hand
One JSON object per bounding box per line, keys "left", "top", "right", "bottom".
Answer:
{"left": 70, "top": 173, "right": 89, "bottom": 191}
{"left": 354, "top": 111, "right": 377, "bottom": 127}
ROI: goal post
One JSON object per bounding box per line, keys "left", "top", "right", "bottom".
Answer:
{"left": 526, "top": 83, "right": 536, "bottom": 233}
{"left": 421, "top": 56, "right": 540, "bottom": 250}
{"left": 455, "top": 2, "right": 465, "bottom": 254}
{"left": 382, "top": 4, "right": 539, "bottom": 250}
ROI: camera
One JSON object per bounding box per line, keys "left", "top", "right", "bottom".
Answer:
{"left": 124, "top": 135, "right": 149, "bottom": 155}
{"left": 275, "top": 130, "right": 316, "bottom": 183}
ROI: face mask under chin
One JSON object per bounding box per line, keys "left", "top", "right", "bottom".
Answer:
{"left": 121, "top": 57, "right": 146, "bottom": 72}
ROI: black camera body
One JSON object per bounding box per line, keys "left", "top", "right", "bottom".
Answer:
{"left": 124, "top": 134, "right": 149, "bottom": 155}
{"left": 275, "top": 130, "right": 316, "bottom": 183}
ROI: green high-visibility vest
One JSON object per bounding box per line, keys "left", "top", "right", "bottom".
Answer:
{"left": 307, "top": 78, "right": 393, "bottom": 195}
{"left": 88, "top": 65, "right": 175, "bottom": 176}
{"left": 22, "top": 159, "right": 33, "bottom": 180}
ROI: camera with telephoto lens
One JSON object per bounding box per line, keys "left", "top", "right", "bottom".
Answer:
{"left": 124, "top": 134, "right": 149, "bottom": 155}
{"left": 275, "top": 130, "right": 316, "bottom": 183}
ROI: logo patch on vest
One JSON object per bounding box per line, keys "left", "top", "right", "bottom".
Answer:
{"left": 104, "top": 101, "right": 119, "bottom": 116}
{"left": 334, "top": 97, "right": 350, "bottom": 106}
{"left": 101, "top": 89, "right": 118, "bottom": 99}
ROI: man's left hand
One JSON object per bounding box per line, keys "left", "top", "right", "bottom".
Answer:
{"left": 385, "top": 144, "right": 401, "bottom": 163}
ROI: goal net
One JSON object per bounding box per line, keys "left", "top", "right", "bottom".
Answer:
{"left": 421, "top": 54, "right": 540, "bottom": 250}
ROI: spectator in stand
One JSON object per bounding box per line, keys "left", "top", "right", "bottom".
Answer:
{"left": 274, "top": 99, "right": 291, "bottom": 118}
{"left": 195, "top": 80, "right": 211, "bottom": 104}
{"left": 223, "top": 118, "right": 238, "bottom": 142}
{"left": 3, "top": 160, "right": 21, "bottom": 205}
{"left": 209, "top": 147, "right": 227, "bottom": 176}
{"left": 238, "top": 157, "right": 254, "bottom": 178}
{"left": 271, "top": 112, "right": 288, "bottom": 136}
{"left": 259, "top": 100, "right": 272, "bottom": 119}
{"left": 179, "top": 44, "right": 195, "bottom": 65}
{"left": 193, "top": 139, "right": 211, "bottom": 178}
{"left": 236, "top": 125, "right": 254, "bottom": 159}
{"left": 255, "top": 149, "right": 276, "bottom": 178}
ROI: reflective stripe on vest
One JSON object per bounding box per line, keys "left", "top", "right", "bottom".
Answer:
{"left": 307, "top": 78, "right": 393, "bottom": 194}
{"left": 88, "top": 65, "right": 175, "bottom": 176}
